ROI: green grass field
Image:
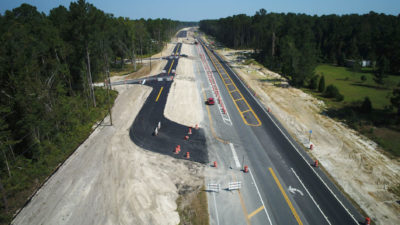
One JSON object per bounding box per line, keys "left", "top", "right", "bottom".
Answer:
{"left": 312, "top": 64, "right": 400, "bottom": 158}
{"left": 315, "top": 64, "right": 400, "bottom": 109}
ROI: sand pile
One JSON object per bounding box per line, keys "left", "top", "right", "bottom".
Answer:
{"left": 164, "top": 42, "right": 203, "bottom": 127}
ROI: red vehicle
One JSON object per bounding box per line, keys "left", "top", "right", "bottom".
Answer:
{"left": 207, "top": 97, "right": 215, "bottom": 105}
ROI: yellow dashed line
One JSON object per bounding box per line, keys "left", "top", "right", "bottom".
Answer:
{"left": 269, "top": 168, "right": 303, "bottom": 225}
{"left": 168, "top": 60, "right": 175, "bottom": 74}
{"left": 155, "top": 87, "right": 164, "bottom": 102}
{"left": 248, "top": 206, "right": 265, "bottom": 219}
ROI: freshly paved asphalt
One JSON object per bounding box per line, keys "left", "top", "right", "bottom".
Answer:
{"left": 197, "top": 38, "right": 365, "bottom": 225}
{"left": 129, "top": 37, "right": 208, "bottom": 163}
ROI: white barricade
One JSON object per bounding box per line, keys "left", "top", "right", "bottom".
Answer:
{"left": 228, "top": 181, "right": 241, "bottom": 191}
{"left": 207, "top": 183, "right": 220, "bottom": 193}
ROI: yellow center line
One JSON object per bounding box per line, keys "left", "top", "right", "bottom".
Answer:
{"left": 167, "top": 60, "right": 175, "bottom": 74}
{"left": 232, "top": 173, "right": 251, "bottom": 225}
{"left": 155, "top": 87, "right": 164, "bottom": 102}
{"left": 248, "top": 205, "right": 265, "bottom": 219}
{"left": 201, "top": 42, "right": 261, "bottom": 126}
{"left": 269, "top": 168, "right": 303, "bottom": 225}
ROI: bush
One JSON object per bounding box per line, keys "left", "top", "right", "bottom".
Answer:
{"left": 361, "top": 96, "right": 373, "bottom": 113}
{"left": 325, "top": 84, "right": 339, "bottom": 98}
{"left": 309, "top": 75, "right": 319, "bottom": 90}
{"left": 361, "top": 75, "right": 367, "bottom": 82}
{"left": 336, "top": 94, "right": 344, "bottom": 101}
{"left": 318, "top": 75, "right": 325, "bottom": 92}
{"left": 325, "top": 84, "right": 344, "bottom": 101}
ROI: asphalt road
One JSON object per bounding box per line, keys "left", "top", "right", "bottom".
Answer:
{"left": 196, "top": 38, "right": 365, "bottom": 225}
{"left": 129, "top": 41, "right": 208, "bottom": 163}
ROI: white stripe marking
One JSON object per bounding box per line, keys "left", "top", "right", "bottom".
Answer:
{"left": 218, "top": 51, "right": 360, "bottom": 224}
{"left": 291, "top": 168, "right": 332, "bottom": 225}
{"left": 213, "top": 192, "right": 220, "bottom": 225}
{"left": 249, "top": 168, "right": 273, "bottom": 225}
{"left": 196, "top": 43, "right": 232, "bottom": 126}
{"left": 229, "top": 143, "right": 241, "bottom": 168}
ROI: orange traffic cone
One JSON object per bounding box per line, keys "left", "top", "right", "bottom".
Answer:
{"left": 213, "top": 161, "right": 217, "bottom": 168}
{"left": 174, "top": 145, "right": 181, "bottom": 154}
{"left": 188, "top": 128, "right": 192, "bottom": 135}
{"left": 244, "top": 165, "right": 249, "bottom": 173}
{"left": 186, "top": 152, "right": 190, "bottom": 159}
{"left": 314, "top": 160, "right": 319, "bottom": 168}
{"left": 184, "top": 135, "right": 189, "bottom": 140}
{"left": 365, "top": 217, "right": 371, "bottom": 225}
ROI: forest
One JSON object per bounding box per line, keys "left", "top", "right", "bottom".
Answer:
{"left": 0, "top": 0, "right": 189, "bottom": 222}
{"left": 199, "top": 9, "right": 400, "bottom": 87}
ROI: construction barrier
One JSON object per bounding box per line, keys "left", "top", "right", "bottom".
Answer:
{"left": 207, "top": 183, "right": 220, "bottom": 193}
{"left": 228, "top": 181, "right": 242, "bottom": 191}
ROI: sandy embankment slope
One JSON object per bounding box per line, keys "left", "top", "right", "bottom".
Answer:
{"left": 217, "top": 48, "right": 400, "bottom": 225}
{"left": 164, "top": 40, "right": 203, "bottom": 127}
{"left": 12, "top": 84, "right": 204, "bottom": 225}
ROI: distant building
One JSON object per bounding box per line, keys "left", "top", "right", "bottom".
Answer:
{"left": 344, "top": 59, "right": 372, "bottom": 68}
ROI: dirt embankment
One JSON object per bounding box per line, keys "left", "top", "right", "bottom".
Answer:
{"left": 12, "top": 85, "right": 204, "bottom": 225}
{"left": 164, "top": 42, "right": 203, "bottom": 127}
{"left": 216, "top": 48, "right": 400, "bottom": 225}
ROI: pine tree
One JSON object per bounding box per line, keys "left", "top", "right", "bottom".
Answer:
{"left": 318, "top": 75, "right": 325, "bottom": 92}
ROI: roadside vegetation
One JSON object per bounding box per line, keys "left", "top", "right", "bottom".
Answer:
{"left": 309, "top": 64, "right": 400, "bottom": 157}
{"left": 0, "top": 0, "right": 193, "bottom": 223}
{"left": 110, "top": 63, "right": 143, "bottom": 77}
{"left": 200, "top": 10, "right": 400, "bottom": 158}
{"left": 177, "top": 187, "right": 209, "bottom": 225}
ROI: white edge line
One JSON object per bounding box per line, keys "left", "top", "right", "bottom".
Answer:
{"left": 196, "top": 44, "right": 232, "bottom": 126}
{"left": 229, "top": 143, "right": 241, "bottom": 168}
{"left": 215, "top": 50, "right": 360, "bottom": 225}
{"left": 291, "top": 168, "right": 332, "bottom": 225}
{"left": 213, "top": 192, "right": 220, "bottom": 225}
{"left": 249, "top": 168, "right": 273, "bottom": 225}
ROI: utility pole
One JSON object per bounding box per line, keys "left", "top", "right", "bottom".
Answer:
{"left": 150, "top": 42, "right": 152, "bottom": 71}
{"left": 106, "top": 67, "right": 113, "bottom": 126}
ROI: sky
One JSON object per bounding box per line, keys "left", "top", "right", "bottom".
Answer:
{"left": 0, "top": 0, "right": 399, "bottom": 21}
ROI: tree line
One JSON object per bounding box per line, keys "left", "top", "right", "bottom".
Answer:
{"left": 0, "top": 0, "right": 189, "bottom": 222}
{"left": 199, "top": 9, "right": 400, "bottom": 87}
